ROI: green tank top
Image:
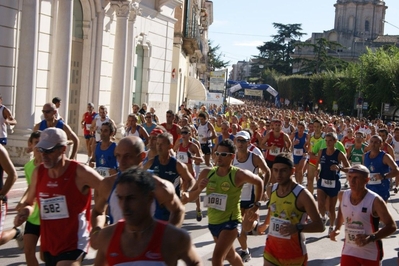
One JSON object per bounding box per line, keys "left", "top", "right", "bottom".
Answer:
{"left": 349, "top": 143, "right": 367, "bottom": 165}
{"left": 24, "top": 159, "right": 40, "bottom": 225}
{"left": 206, "top": 166, "right": 242, "bottom": 224}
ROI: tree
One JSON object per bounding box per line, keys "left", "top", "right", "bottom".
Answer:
{"left": 208, "top": 40, "right": 230, "bottom": 71}
{"left": 254, "top": 23, "right": 306, "bottom": 75}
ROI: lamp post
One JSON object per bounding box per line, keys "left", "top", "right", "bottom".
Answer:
{"left": 258, "top": 64, "right": 264, "bottom": 83}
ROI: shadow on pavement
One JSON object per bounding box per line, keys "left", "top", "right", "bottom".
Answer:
{"left": 194, "top": 240, "right": 214, "bottom": 248}
{"left": 308, "top": 256, "right": 340, "bottom": 265}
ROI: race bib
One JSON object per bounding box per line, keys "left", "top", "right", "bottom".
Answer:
{"left": 368, "top": 173, "right": 381, "bottom": 185}
{"left": 345, "top": 227, "right": 365, "bottom": 246}
{"left": 85, "top": 124, "right": 91, "bottom": 130}
{"left": 293, "top": 148, "right": 303, "bottom": 156}
{"left": 40, "top": 196, "right": 69, "bottom": 220}
{"left": 96, "top": 167, "right": 111, "bottom": 177}
{"left": 269, "top": 217, "right": 290, "bottom": 239}
{"left": 177, "top": 151, "right": 189, "bottom": 163}
{"left": 204, "top": 193, "right": 227, "bottom": 211}
{"left": 269, "top": 147, "right": 281, "bottom": 156}
{"left": 240, "top": 183, "right": 253, "bottom": 201}
{"left": 321, "top": 178, "right": 336, "bottom": 188}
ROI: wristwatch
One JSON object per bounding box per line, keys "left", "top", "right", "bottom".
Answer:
{"left": 296, "top": 223, "right": 304, "bottom": 233}
{"left": 369, "top": 234, "right": 376, "bottom": 242}
{"left": 254, "top": 201, "right": 261, "bottom": 207}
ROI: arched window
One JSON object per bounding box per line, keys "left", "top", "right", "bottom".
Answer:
{"left": 365, "top": 20, "right": 370, "bottom": 32}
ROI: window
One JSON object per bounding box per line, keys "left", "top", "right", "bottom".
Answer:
{"left": 365, "top": 20, "right": 370, "bottom": 32}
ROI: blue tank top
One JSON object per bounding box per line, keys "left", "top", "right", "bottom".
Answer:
{"left": 95, "top": 142, "right": 118, "bottom": 169}
{"left": 319, "top": 149, "right": 341, "bottom": 181}
{"left": 293, "top": 132, "right": 307, "bottom": 153}
{"left": 39, "top": 120, "right": 64, "bottom": 130}
{"left": 364, "top": 151, "right": 389, "bottom": 175}
{"left": 217, "top": 134, "right": 235, "bottom": 144}
{"left": 150, "top": 156, "right": 180, "bottom": 221}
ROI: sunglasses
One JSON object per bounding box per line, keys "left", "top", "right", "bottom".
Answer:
{"left": 236, "top": 139, "right": 248, "bottom": 143}
{"left": 42, "top": 110, "right": 53, "bottom": 114}
{"left": 38, "top": 145, "right": 63, "bottom": 154}
{"left": 181, "top": 131, "right": 189, "bottom": 135}
{"left": 214, "top": 152, "right": 233, "bottom": 157}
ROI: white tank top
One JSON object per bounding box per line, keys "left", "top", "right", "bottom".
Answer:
{"left": 341, "top": 190, "right": 380, "bottom": 261}
{"left": 0, "top": 106, "right": 7, "bottom": 138}
{"left": 95, "top": 116, "right": 110, "bottom": 142}
{"left": 391, "top": 137, "right": 399, "bottom": 161}
{"left": 197, "top": 122, "right": 211, "bottom": 145}
{"left": 233, "top": 152, "right": 259, "bottom": 201}
{"left": 282, "top": 124, "right": 292, "bottom": 134}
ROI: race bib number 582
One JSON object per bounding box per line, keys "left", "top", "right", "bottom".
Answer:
{"left": 40, "top": 196, "right": 69, "bottom": 220}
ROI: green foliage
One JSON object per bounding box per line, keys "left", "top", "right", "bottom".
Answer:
{"left": 208, "top": 40, "right": 230, "bottom": 70}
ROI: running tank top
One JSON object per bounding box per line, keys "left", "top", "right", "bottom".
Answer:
{"left": 177, "top": 142, "right": 192, "bottom": 164}
{"left": 265, "top": 183, "right": 307, "bottom": 259}
{"left": 349, "top": 143, "right": 367, "bottom": 165}
{"left": 106, "top": 220, "right": 167, "bottom": 265}
{"left": 95, "top": 116, "right": 110, "bottom": 142}
{"left": 197, "top": 122, "right": 212, "bottom": 146}
{"left": 233, "top": 153, "right": 259, "bottom": 202}
{"left": 282, "top": 124, "right": 292, "bottom": 134}
{"left": 83, "top": 111, "right": 96, "bottom": 135}
{"left": 319, "top": 149, "right": 341, "bottom": 181}
{"left": 214, "top": 123, "right": 222, "bottom": 136}
{"left": 341, "top": 190, "right": 381, "bottom": 261}
{"left": 293, "top": 132, "right": 307, "bottom": 157}
{"left": 36, "top": 161, "right": 91, "bottom": 255}
{"left": 364, "top": 151, "right": 389, "bottom": 186}
{"left": 95, "top": 142, "right": 118, "bottom": 177}
{"left": 38, "top": 119, "right": 64, "bottom": 131}
{"left": 205, "top": 166, "right": 242, "bottom": 224}
{"left": 125, "top": 125, "right": 141, "bottom": 137}
{"left": 161, "top": 123, "right": 179, "bottom": 145}
{"left": 309, "top": 133, "right": 324, "bottom": 152}
{"left": 0, "top": 106, "right": 7, "bottom": 138}
{"left": 265, "top": 132, "right": 285, "bottom": 161}
{"left": 391, "top": 137, "right": 399, "bottom": 161}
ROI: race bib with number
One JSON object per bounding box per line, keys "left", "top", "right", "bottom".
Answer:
{"left": 40, "top": 196, "right": 69, "bottom": 220}
{"left": 321, "top": 178, "right": 336, "bottom": 188}
{"left": 345, "top": 227, "right": 365, "bottom": 246}
{"left": 269, "top": 147, "right": 281, "bottom": 156}
{"left": 177, "top": 151, "right": 189, "bottom": 163}
{"left": 269, "top": 217, "right": 291, "bottom": 239}
{"left": 96, "top": 167, "right": 111, "bottom": 177}
{"left": 204, "top": 193, "right": 227, "bottom": 211}
{"left": 293, "top": 148, "right": 303, "bottom": 156}
{"left": 368, "top": 173, "right": 381, "bottom": 185}
{"left": 351, "top": 161, "right": 361, "bottom": 165}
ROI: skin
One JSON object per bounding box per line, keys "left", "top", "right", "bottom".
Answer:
{"left": 33, "top": 103, "right": 79, "bottom": 159}
{"left": 305, "top": 121, "right": 323, "bottom": 195}
{"left": 90, "top": 137, "right": 185, "bottom": 249}
{"left": 330, "top": 172, "right": 396, "bottom": 251}
{"left": 126, "top": 116, "right": 149, "bottom": 145}
{"left": 198, "top": 115, "right": 217, "bottom": 167}
{"left": 14, "top": 146, "right": 104, "bottom": 265}
{"left": 94, "top": 181, "right": 202, "bottom": 266}
{"left": 181, "top": 145, "right": 264, "bottom": 266}
{"left": 0, "top": 97, "right": 17, "bottom": 126}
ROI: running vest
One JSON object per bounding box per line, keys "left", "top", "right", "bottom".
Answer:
{"left": 282, "top": 124, "right": 292, "bottom": 134}
{"left": 349, "top": 143, "right": 367, "bottom": 165}
{"left": 214, "top": 123, "right": 222, "bottom": 136}
{"left": 177, "top": 142, "right": 192, "bottom": 164}
{"left": 233, "top": 152, "right": 258, "bottom": 202}
{"left": 83, "top": 111, "right": 96, "bottom": 135}
{"left": 309, "top": 133, "right": 324, "bottom": 153}
{"left": 265, "top": 132, "right": 285, "bottom": 161}
{"left": 342, "top": 136, "right": 355, "bottom": 151}
{"left": 36, "top": 161, "right": 91, "bottom": 256}
{"left": 150, "top": 156, "right": 180, "bottom": 221}
{"left": 319, "top": 149, "right": 341, "bottom": 181}
{"left": 364, "top": 151, "right": 389, "bottom": 186}
{"left": 106, "top": 220, "right": 167, "bottom": 265}
{"left": 125, "top": 125, "right": 141, "bottom": 137}
{"left": 205, "top": 166, "right": 242, "bottom": 224}
{"left": 94, "top": 116, "right": 110, "bottom": 142}
{"left": 293, "top": 132, "right": 307, "bottom": 158}
{"left": 95, "top": 142, "right": 118, "bottom": 177}
{"left": 217, "top": 134, "right": 235, "bottom": 144}
{"left": 38, "top": 119, "right": 64, "bottom": 131}
{"left": 392, "top": 137, "right": 399, "bottom": 161}
{"left": 197, "top": 122, "right": 212, "bottom": 146}
{"left": 341, "top": 190, "right": 381, "bottom": 261}
{"left": 0, "top": 106, "right": 7, "bottom": 138}
{"left": 161, "top": 123, "right": 179, "bottom": 145}
{"left": 265, "top": 183, "right": 307, "bottom": 259}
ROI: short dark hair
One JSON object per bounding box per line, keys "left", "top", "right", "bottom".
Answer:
{"left": 217, "top": 139, "right": 236, "bottom": 154}
{"left": 118, "top": 167, "right": 155, "bottom": 196}
{"left": 29, "top": 131, "right": 41, "bottom": 143}
{"left": 102, "top": 122, "right": 115, "bottom": 134}
{"left": 166, "top": 110, "right": 174, "bottom": 115}
{"left": 52, "top": 97, "right": 61, "bottom": 104}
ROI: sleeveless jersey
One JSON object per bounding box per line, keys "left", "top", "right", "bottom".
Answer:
{"left": 341, "top": 190, "right": 381, "bottom": 261}
{"left": 319, "top": 149, "right": 341, "bottom": 181}
{"left": 265, "top": 183, "right": 307, "bottom": 259}
{"left": 150, "top": 156, "right": 180, "bottom": 221}
{"left": 349, "top": 143, "right": 367, "bottom": 165}
{"left": 293, "top": 132, "right": 307, "bottom": 158}
{"left": 265, "top": 132, "right": 285, "bottom": 161}
{"left": 24, "top": 159, "right": 40, "bottom": 225}
{"left": 142, "top": 123, "right": 157, "bottom": 136}
{"left": 205, "top": 167, "right": 242, "bottom": 224}
{"left": 214, "top": 123, "right": 222, "bottom": 136}
{"left": 94, "top": 116, "right": 110, "bottom": 142}
{"left": 217, "top": 134, "right": 235, "bottom": 144}
{"left": 39, "top": 119, "right": 64, "bottom": 131}
{"left": 309, "top": 133, "right": 324, "bottom": 153}
{"left": 36, "top": 162, "right": 91, "bottom": 255}
{"left": 342, "top": 136, "right": 355, "bottom": 152}
{"left": 125, "top": 125, "right": 141, "bottom": 137}
{"left": 197, "top": 122, "right": 212, "bottom": 146}
{"left": 391, "top": 137, "right": 399, "bottom": 161}
{"left": 282, "top": 124, "right": 292, "bottom": 135}
{"left": 161, "top": 123, "right": 179, "bottom": 145}
{"left": 177, "top": 142, "right": 192, "bottom": 164}
{"left": 95, "top": 142, "right": 117, "bottom": 177}
{"left": 233, "top": 153, "right": 258, "bottom": 202}
{"left": 364, "top": 151, "right": 390, "bottom": 196}
{"left": 107, "top": 175, "right": 123, "bottom": 225}
{"left": 0, "top": 106, "right": 7, "bottom": 138}
{"left": 106, "top": 220, "right": 167, "bottom": 265}
{"left": 83, "top": 111, "right": 96, "bottom": 135}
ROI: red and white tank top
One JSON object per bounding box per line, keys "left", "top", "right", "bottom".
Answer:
{"left": 265, "top": 132, "right": 285, "bottom": 161}
{"left": 177, "top": 142, "right": 192, "bottom": 164}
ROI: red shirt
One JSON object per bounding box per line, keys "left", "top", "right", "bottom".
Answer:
{"left": 265, "top": 131, "right": 285, "bottom": 161}
{"left": 83, "top": 111, "right": 96, "bottom": 135}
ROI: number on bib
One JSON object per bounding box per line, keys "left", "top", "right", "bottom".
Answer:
{"left": 177, "top": 151, "right": 189, "bottom": 163}
{"left": 269, "top": 217, "right": 291, "bottom": 239}
{"left": 96, "top": 167, "right": 111, "bottom": 177}
{"left": 321, "top": 179, "right": 336, "bottom": 188}
{"left": 368, "top": 173, "right": 381, "bottom": 185}
{"left": 40, "top": 196, "right": 69, "bottom": 220}
{"left": 345, "top": 227, "right": 365, "bottom": 246}
{"left": 203, "top": 193, "right": 227, "bottom": 211}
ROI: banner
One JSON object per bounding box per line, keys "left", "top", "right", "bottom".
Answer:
{"left": 244, "top": 89, "right": 263, "bottom": 97}
{"left": 210, "top": 71, "right": 226, "bottom": 91}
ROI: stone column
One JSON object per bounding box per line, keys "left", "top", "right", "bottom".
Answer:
{"left": 109, "top": 0, "right": 132, "bottom": 136}
{"left": 8, "top": 0, "right": 39, "bottom": 165}
{"left": 50, "top": 0, "right": 73, "bottom": 121}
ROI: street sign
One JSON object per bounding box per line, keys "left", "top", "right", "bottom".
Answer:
{"left": 332, "top": 101, "right": 338, "bottom": 111}
{"left": 384, "top": 103, "right": 390, "bottom": 112}
{"left": 363, "top": 102, "right": 368, "bottom": 110}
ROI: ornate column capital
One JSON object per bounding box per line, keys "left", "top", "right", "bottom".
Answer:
{"left": 129, "top": 0, "right": 142, "bottom": 22}
{"left": 110, "top": 1, "right": 132, "bottom": 18}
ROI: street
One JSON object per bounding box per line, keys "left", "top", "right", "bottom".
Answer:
{"left": 1, "top": 157, "right": 399, "bottom": 265}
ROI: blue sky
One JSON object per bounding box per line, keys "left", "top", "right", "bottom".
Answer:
{"left": 209, "top": 0, "right": 399, "bottom": 66}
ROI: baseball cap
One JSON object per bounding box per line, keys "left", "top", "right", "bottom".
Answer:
{"left": 235, "top": 131, "right": 250, "bottom": 140}
{"left": 348, "top": 164, "right": 370, "bottom": 176}
{"left": 36, "top": 128, "right": 68, "bottom": 149}
{"left": 150, "top": 128, "right": 163, "bottom": 136}
{"left": 88, "top": 102, "right": 94, "bottom": 107}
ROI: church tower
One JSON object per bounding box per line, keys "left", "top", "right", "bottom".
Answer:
{"left": 334, "top": 0, "right": 387, "bottom": 40}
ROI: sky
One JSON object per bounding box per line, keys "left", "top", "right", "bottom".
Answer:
{"left": 208, "top": 0, "right": 399, "bottom": 67}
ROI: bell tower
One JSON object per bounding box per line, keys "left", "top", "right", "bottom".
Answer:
{"left": 334, "top": 0, "right": 387, "bottom": 39}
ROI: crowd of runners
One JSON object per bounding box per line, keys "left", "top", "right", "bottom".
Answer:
{"left": 0, "top": 96, "right": 398, "bottom": 265}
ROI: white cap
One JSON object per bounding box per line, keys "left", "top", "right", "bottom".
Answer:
{"left": 36, "top": 128, "right": 68, "bottom": 149}
{"left": 235, "top": 131, "right": 250, "bottom": 140}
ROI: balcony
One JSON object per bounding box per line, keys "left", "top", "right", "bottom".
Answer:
{"left": 183, "top": 19, "right": 201, "bottom": 56}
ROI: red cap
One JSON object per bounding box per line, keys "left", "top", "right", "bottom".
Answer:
{"left": 150, "top": 128, "right": 163, "bottom": 136}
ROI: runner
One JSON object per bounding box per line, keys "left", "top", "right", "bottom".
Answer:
{"left": 91, "top": 105, "right": 116, "bottom": 144}
{"left": 181, "top": 139, "right": 264, "bottom": 266}
{"left": 291, "top": 121, "right": 308, "bottom": 184}
{"left": 0, "top": 94, "right": 17, "bottom": 145}
{"left": 258, "top": 153, "right": 324, "bottom": 266}
{"left": 197, "top": 112, "right": 217, "bottom": 167}
{"left": 80, "top": 103, "right": 96, "bottom": 164}
{"left": 93, "top": 168, "right": 202, "bottom": 266}
{"left": 305, "top": 119, "right": 324, "bottom": 196}
{"left": 14, "top": 128, "right": 104, "bottom": 266}
{"left": 161, "top": 110, "right": 181, "bottom": 145}
{"left": 125, "top": 113, "right": 149, "bottom": 145}
{"left": 330, "top": 164, "right": 397, "bottom": 266}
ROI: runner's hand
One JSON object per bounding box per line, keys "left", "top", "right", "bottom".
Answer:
{"left": 14, "top": 208, "right": 29, "bottom": 227}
